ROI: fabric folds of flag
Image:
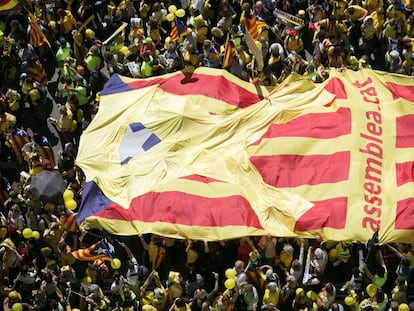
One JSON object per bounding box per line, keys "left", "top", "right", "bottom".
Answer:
{"left": 76, "top": 67, "right": 414, "bottom": 243}
{"left": 223, "top": 33, "right": 234, "bottom": 69}
{"left": 60, "top": 210, "right": 78, "bottom": 232}
{"left": 28, "top": 12, "right": 50, "bottom": 48}
{"left": 242, "top": 10, "right": 268, "bottom": 40}
{"left": 0, "top": 0, "right": 18, "bottom": 11}
{"left": 170, "top": 17, "right": 188, "bottom": 42}
{"left": 71, "top": 240, "right": 112, "bottom": 261}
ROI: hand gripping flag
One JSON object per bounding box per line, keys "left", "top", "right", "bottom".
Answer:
{"left": 72, "top": 240, "right": 112, "bottom": 261}
{"left": 76, "top": 68, "right": 414, "bottom": 243}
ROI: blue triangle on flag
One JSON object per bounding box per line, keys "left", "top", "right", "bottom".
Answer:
{"left": 100, "top": 74, "right": 134, "bottom": 96}
{"left": 76, "top": 181, "right": 113, "bottom": 225}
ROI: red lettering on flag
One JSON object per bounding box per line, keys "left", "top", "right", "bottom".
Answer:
{"left": 250, "top": 151, "right": 350, "bottom": 187}
{"left": 294, "top": 197, "right": 348, "bottom": 231}
{"left": 386, "top": 82, "right": 414, "bottom": 102}
{"left": 396, "top": 114, "right": 414, "bottom": 148}
{"left": 95, "top": 192, "right": 264, "bottom": 229}
{"left": 396, "top": 161, "right": 414, "bottom": 186}
{"left": 253, "top": 107, "right": 351, "bottom": 145}
{"left": 128, "top": 73, "right": 264, "bottom": 107}
{"left": 324, "top": 77, "right": 348, "bottom": 100}
{"left": 395, "top": 198, "right": 414, "bottom": 229}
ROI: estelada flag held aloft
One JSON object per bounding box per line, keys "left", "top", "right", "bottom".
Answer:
{"left": 72, "top": 240, "right": 112, "bottom": 261}
{"left": 76, "top": 68, "right": 414, "bottom": 243}
{"left": 170, "top": 17, "right": 188, "bottom": 42}
{"left": 28, "top": 12, "right": 51, "bottom": 48}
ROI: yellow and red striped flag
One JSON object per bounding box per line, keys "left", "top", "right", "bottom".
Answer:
{"left": 72, "top": 240, "right": 112, "bottom": 261}
{"left": 241, "top": 9, "right": 268, "bottom": 40}
{"left": 0, "top": 0, "right": 18, "bottom": 11}
{"left": 28, "top": 12, "right": 50, "bottom": 48}
{"left": 76, "top": 68, "right": 414, "bottom": 243}
{"left": 170, "top": 18, "right": 188, "bottom": 42}
{"left": 223, "top": 33, "right": 234, "bottom": 69}
{"left": 61, "top": 209, "right": 78, "bottom": 232}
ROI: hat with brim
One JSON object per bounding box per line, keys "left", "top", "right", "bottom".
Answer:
{"left": 0, "top": 238, "right": 15, "bottom": 249}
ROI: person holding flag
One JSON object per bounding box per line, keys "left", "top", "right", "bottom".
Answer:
{"left": 240, "top": 2, "right": 268, "bottom": 40}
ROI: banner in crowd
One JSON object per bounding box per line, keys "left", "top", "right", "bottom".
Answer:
{"left": 76, "top": 68, "right": 414, "bottom": 243}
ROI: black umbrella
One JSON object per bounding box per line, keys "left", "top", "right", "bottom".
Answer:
{"left": 30, "top": 170, "right": 66, "bottom": 203}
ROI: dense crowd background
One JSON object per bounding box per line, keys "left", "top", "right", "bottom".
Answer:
{"left": 1, "top": 0, "right": 414, "bottom": 310}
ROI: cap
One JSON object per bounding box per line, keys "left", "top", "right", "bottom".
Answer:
{"left": 41, "top": 246, "right": 52, "bottom": 255}
{"left": 143, "top": 37, "right": 153, "bottom": 44}
{"left": 390, "top": 50, "right": 400, "bottom": 58}
{"left": 85, "top": 29, "right": 95, "bottom": 39}
{"left": 19, "top": 72, "right": 27, "bottom": 80}
{"left": 89, "top": 284, "right": 100, "bottom": 292}
{"left": 288, "top": 29, "right": 297, "bottom": 37}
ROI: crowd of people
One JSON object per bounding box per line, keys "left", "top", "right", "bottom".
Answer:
{"left": 1, "top": 0, "right": 414, "bottom": 310}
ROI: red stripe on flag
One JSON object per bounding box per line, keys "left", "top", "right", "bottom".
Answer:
{"left": 396, "top": 161, "right": 414, "bottom": 186}
{"left": 250, "top": 151, "right": 350, "bottom": 187}
{"left": 0, "top": 0, "right": 18, "bottom": 10}
{"left": 395, "top": 198, "right": 414, "bottom": 229}
{"left": 95, "top": 192, "right": 264, "bottom": 229}
{"left": 253, "top": 107, "right": 351, "bottom": 145}
{"left": 396, "top": 114, "right": 414, "bottom": 148}
{"left": 180, "top": 175, "right": 222, "bottom": 183}
{"left": 324, "top": 77, "right": 348, "bottom": 99}
{"left": 128, "top": 73, "right": 264, "bottom": 107}
{"left": 223, "top": 33, "right": 233, "bottom": 69}
{"left": 170, "top": 20, "right": 178, "bottom": 42}
{"left": 386, "top": 82, "right": 414, "bottom": 102}
{"left": 294, "top": 197, "right": 348, "bottom": 231}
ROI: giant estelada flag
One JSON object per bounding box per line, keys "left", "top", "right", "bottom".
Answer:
{"left": 76, "top": 68, "right": 414, "bottom": 243}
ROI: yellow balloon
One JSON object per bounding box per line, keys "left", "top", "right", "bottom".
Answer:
{"left": 63, "top": 189, "right": 74, "bottom": 201}
{"left": 306, "top": 290, "right": 317, "bottom": 301}
{"left": 168, "top": 5, "right": 177, "bottom": 14}
{"left": 166, "top": 13, "right": 175, "bottom": 22}
{"left": 225, "top": 268, "right": 236, "bottom": 279}
{"left": 224, "top": 278, "right": 235, "bottom": 289}
{"left": 111, "top": 258, "right": 121, "bottom": 269}
{"left": 400, "top": 303, "right": 409, "bottom": 311}
{"left": 32, "top": 231, "right": 40, "bottom": 240}
{"left": 175, "top": 9, "right": 185, "bottom": 18}
{"left": 22, "top": 228, "right": 33, "bottom": 239}
{"left": 344, "top": 296, "right": 355, "bottom": 306}
{"left": 65, "top": 199, "right": 77, "bottom": 211}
